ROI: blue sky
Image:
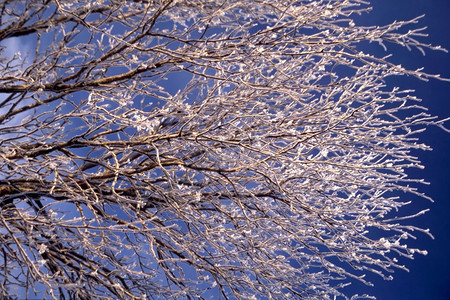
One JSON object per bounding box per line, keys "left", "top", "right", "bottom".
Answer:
{"left": 344, "top": 1, "right": 450, "bottom": 299}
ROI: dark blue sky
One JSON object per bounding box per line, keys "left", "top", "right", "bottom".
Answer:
{"left": 344, "top": 1, "right": 450, "bottom": 299}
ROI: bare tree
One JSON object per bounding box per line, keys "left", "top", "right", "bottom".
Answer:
{"left": 0, "top": 0, "right": 447, "bottom": 299}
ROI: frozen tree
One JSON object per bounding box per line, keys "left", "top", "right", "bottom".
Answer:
{"left": 0, "top": 0, "right": 447, "bottom": 299}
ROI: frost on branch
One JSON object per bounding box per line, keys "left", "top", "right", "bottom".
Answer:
{"left": 0, "top": 0, "right": 445, "bottom": 299}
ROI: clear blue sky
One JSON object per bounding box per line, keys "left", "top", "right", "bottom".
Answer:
{"left": 344, "top": 1, "right": 450, "bottom": 299}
